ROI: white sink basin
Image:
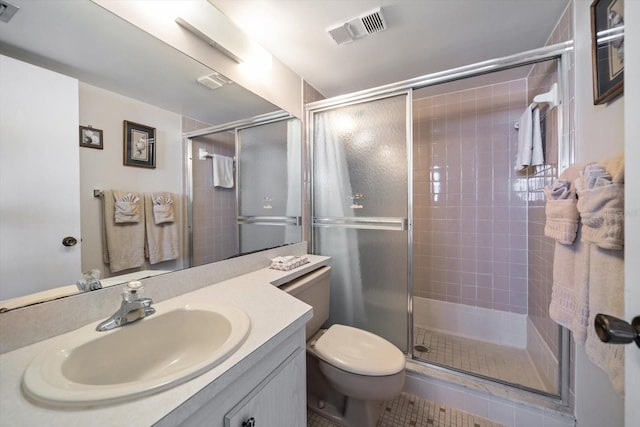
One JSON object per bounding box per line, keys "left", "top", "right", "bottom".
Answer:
{"left": 22, "top": 301, "right": 250, "bottom": 407}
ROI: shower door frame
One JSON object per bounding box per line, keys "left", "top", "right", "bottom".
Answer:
{"left": 184, "top": 110, "right": 293, "bottom": 267}
{"left": 306, "top": 40, "right": 574, "bottom": 404}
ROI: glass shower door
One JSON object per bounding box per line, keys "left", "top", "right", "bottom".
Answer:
{"left": 237, "top": 118, "right": 302, "bottom": 254}
{"left": 312, "top": 94, "right": 410, "bottom": 352}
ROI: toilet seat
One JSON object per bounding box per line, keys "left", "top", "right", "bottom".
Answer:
{"left": 313, "top": 324, "right": 405, "bottom": 376}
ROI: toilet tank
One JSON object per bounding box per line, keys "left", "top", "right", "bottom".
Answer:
{"left": 279, "top": 266, "right": 330, "bottom": 338}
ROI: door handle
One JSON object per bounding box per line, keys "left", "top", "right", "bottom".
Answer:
{"left": 62, "top": 236, "right": 78, "bottom": 247}
{"left": 594, "top": 313, "right": 640, "bottom": 348}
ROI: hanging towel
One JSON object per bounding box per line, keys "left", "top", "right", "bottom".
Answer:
{"left": 102, "top": 190, "right": 145, "bottom": 273}
{"left": 152, "top": 193, "right": 175, "bottom": 224}
{"left": 549, "top": 226, "right": 591, "bottom": 344}
{"left": 144, "top": 192, "right": 180, "bottom": 264}
{"left": 213, "top": 154, "right": 234, "bottom": 188}
{"left": 585, "top": 246, "right": 625, "bottom": 396}
{"left": 113, "top": 191, "right": 141, "bottom": 223}
{"left": 515, "top": 104, "right": 544, "bottom": 170}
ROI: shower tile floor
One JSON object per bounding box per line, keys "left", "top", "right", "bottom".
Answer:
{"left": 413, "top": 326, "right": 551, "bottom": 393}
{"left": 307, "top": 392, "right": 505, "bottom": 427}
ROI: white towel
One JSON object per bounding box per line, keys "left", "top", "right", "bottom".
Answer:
{"left": 585, "top": 246, "right": 625, "bottom": 396}
{"left": 102, "top": 190, "right": 145, "bottom": 273}
{"left": 515, "top": 104, "right": 544, "bottom": 170}
{"left": 213, "top": 154, "right": 234, "bottom": 188}
{"left": 113, "top": 191, "right": 141, "bottom": 223}
{"left": 144, "top": 193, "right": 180, "bottom": 265}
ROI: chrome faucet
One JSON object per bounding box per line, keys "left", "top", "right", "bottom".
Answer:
{"left": 96, "top": 281, "right": 155, "bottom": 332}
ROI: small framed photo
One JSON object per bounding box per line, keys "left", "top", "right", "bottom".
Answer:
{"left": 591, "top": 0, "right": 624, "bottom": 104}
{"left": 123, "top": 120, "right": 156, "bottom": 168}
{"left": 79, "top": 126, "right": 103, "bottom": 149}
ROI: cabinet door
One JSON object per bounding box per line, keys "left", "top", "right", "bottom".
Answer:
{"left": 224, "top": 347, "right": 305, "bottom": 427}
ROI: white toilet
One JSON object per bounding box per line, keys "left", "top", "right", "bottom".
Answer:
{"left": 280, "top": 266, "right": 405, "bottom": 427}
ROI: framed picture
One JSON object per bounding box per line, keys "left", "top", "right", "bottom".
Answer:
{"left": 79, "top": 126, "right": 103, "bottom": 149}
{"left": 591, "top": 0, "right": 624, "bottom": 104}
{"left": 123, "top": 120, "right": 156, "bottom": 168}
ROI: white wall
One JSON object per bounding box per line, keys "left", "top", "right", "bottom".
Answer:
{"left": 572, "top": 1, "right": 625, "bottom": 426}
{"left": 79, "top": 83, "right": 185, "bottom": 277}
{"left": 624, "top": 2, "right": 639, "bottom": 426}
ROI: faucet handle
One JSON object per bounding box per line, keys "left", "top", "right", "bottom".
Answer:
{"left": 123, "top": 280, "right": 144, "bottom": 302}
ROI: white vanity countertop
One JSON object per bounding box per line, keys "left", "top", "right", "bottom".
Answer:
{"left": 0, "top": 255, "right": 329, "bottom": 426}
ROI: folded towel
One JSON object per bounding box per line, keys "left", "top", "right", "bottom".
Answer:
{"left": 576, "top": 183, "right": 625, "bottom": 250}
{"left": 113, "top": 191, "right": 141, "bottom": 223}
{"left": 515, "top": 104, "right": 544, "bottom": 171}
{"left": 270, "top": 255, "right": 309, "bottom": 271}
{"left": 575, "top": 153, "right": 625, "bottom": 250}
{"left": 543, "top": 165, "right": 583, "bottom": 245}
{"left": 213, "top": 154, "right": 234, "bottom": 188}
{"left": 102, "top": 190, "right": 145, "bottom": 273}
{"left": 144, "top": 193, "right": 180, "bottom": 264}
{"left": 152, "top": 193, "right": 174, "bottom": 224}
{"left": 585, "top": 246, "right": 625, "bottom": 396}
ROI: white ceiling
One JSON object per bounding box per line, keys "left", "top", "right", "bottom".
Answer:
{"left": 211, "top": 0, "right": 571, "bottom": 98}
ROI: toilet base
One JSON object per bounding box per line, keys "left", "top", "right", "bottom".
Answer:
{"left": 306, "top": 351, "right": 389, "bottom": 427}
{"left": 307, "top": 393, "right": 382, "bottom": 427}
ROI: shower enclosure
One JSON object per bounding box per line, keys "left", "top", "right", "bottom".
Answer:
{"left": 185, "top": 113, "right": 302, "bottom": 266}
{"left": 308, "top": 42, "right": 572, "bottom": 400}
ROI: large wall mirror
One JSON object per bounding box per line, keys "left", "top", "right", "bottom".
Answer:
{"left": 0, "top": 0, "right": 302, "bottom": 310}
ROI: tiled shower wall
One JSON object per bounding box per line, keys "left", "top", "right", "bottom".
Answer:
{"left": 182, "top": 117, "right": 238, "bottom": 266}
{"left": 413, "top": 80, "right": 529, "bottom": 314}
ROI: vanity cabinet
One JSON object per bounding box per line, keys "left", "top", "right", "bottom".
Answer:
{"left": 157, "top": 325, "right": 307, "bottom": 427}
{"left": 224, "top": 347, "right": 305, "bottom": 427}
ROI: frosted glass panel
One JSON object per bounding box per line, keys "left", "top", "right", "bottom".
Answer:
{"left": 237, "top": 118, "right": 302, "bottom": 254}
{"left": 315, "top": 227, "right": 408, "bottom": 352}
{"left": 314, "top": 96, "right": 408, "bottom": 218}
{"left": 312, "top": 94, "right": 409, "bottom": 353}
{"left": 239, "top": 224, "right": 302, "bottom": 254}
{"left": 238, "top": 119, "right": 301, "bottom": 217}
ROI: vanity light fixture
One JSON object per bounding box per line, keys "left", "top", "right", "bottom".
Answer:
{"left": 176, "top": 3, "right": 272, "bottom": 69}
{"left": 0, "top": 0, "right": 19, "bottom": 23}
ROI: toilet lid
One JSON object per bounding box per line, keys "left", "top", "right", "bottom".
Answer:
{"left": 313, "top": 324, "right": 405, "bottom": 376}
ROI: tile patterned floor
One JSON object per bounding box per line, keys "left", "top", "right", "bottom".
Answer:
{"left": 413, "top": 326, "right": 550, "bottom": 392}
{"left": 307, "top": 392, "right": 505, "bottom": 427}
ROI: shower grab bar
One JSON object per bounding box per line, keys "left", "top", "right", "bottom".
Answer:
{"left": 237, "top": 215, "right": 302, "bottom": 226}
{"left": 313, "top": 216, "right": 408, "bottom": 231}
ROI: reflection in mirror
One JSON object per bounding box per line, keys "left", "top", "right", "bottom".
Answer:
{"left": 0, "top": 0, "right": 284, "bottom": 310}
{"left": 187, "top": 116, "right": 302, "bottom": 267}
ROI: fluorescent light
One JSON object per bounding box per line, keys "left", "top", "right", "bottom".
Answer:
{"left": 176, "top": 4, "right": 272, "bottom": 68}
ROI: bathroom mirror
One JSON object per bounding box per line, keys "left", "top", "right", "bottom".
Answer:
{"left": 0, "top": 0, "right": 298, "bottom": 309}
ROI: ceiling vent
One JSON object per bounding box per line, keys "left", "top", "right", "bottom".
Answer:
{"left": 197, "top": 72, "right": 232, "bottom": 90}
{"left": 0, "top": 0, "right": 20, "bottom": 23}
{"left": 327, "top": 7, "right": 387, "bottom": 45}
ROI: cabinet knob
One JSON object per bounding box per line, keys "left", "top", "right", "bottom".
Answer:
{"left": 242, "top": 417, "right": 255, "bottom": 427}
{"left": 594, "top": 313, "right": 640, "bottom": 348}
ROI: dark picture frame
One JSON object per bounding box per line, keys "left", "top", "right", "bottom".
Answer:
{"left": 591, "top": 0, "right": 624, "bottom": 104}
{"left": 79, "top": 126, "right": 103, "bottom": 149}
{"left": 123, "top": 120, "right": 156, "bottom": 168}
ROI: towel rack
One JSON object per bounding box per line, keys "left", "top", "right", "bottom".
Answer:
{"left": 532, "top": 83, "right": 558, "bottom": 109}
{"left": 514, "top": 83, "right": 558, "bottom": 130}
{"left": 198, "top": 147, "right": 236, "bottom": 162}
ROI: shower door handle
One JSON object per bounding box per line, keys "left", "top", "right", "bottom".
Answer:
{"left": 313, "top": 216, "right": 408, "bottom": 231}
{"left": 594, "top": 313, "right": 640, "bottom": 348}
